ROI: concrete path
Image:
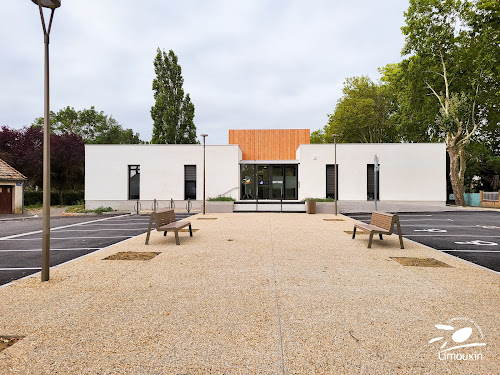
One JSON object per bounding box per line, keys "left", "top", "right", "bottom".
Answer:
{"left": 0, "top": 213, "right": 498, "bottom": 374}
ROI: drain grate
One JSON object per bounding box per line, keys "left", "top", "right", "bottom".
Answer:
{"left": 196, "top": 218, "right": 217, "bottom": 220}
{"left": 324, "top": 219, "right": 344, "bottom": 221}
{"left": 0, "top": 336, "right": 24, "bottom": 352}
{"left": 390, "top": 257, "right": 451, "bottom": 268}
{"left": 103, "top": 252, "right": 160, "bottom": 261}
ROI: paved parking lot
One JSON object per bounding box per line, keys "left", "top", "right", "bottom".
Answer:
{"left": 0, "top": 213, "right": 192, "bottom": 286}
{"left": 346, "top": 211, "right": 500, "bottom": 273}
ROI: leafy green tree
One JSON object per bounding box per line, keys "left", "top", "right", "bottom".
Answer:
{"left": 151, "top": 48, "right": 198, "bottom": 144}
{"left": 33, "top": 106, "right": 142, "bottom": 144}
{"left": 401, "top": 0, "right": 500, "bottom": 205}
{"left": 310, "top": 129, "right": 326, "bottom": 143}
{"left": 318, "top": 76, "right": 398, "bottom": 143}
{"left": 465, "top": 142, "right": 500, "bottom": 192}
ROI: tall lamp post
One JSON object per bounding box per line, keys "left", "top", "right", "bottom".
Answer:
{"left": 201, "top": 134, "right": 208, "bottom": 214}
{"left": 31, "top": 0, "right": 61, "bottom": 282}
{"left": 333, "top": 134, "right": 338, "bottom": 215}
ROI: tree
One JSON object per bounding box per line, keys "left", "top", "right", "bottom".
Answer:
{"left": 465, "top": 142, "right": 500, "bottom": 192}
{"left": 0, "top": 126, "right": 85, "bottom": 199}
{"left": 151, "top": 48, "right": 198, "bottom": 144}
{"left": 401, "top": 0, "right": 500, "bottom": 205}
{"left": 33, "top": 106, "right": 142, "bottom": 144}
{"left": 316, "top": 76, "right": 399, "bottom": 143}
{"left": 51, "top": 133, "right": 85, "bottom": 202}
{"left": 0, "top": 126, "right": 43, "bottom": 186}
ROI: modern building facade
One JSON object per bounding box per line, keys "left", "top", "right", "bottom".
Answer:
{"left": 85, "top": 129, "right": 446, "bottom": 211}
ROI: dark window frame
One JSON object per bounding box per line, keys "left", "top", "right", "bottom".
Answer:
{"left": 367, "top": 164, "right": 380, "bottom": 201}
{"left": 128, "top": 165, "right": 140, "bottom": 200}
{"left": 326, "top": 164, "right": 339, "bottom": 200}
{"left": 184, "top": 165, "right": 197, "bottom": 200}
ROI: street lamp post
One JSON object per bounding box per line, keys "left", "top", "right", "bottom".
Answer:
{"left": 31, "top": 0, "right": 61, "bottom": 282}
{"left": 333, "top": 134, "right": 338, "bottom": 215}
{"left": 201, "top": 134, "right": 208, "bottom": 214}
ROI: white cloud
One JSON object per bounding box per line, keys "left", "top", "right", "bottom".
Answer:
{"left": 0, "top": 0, "right": 409, "bottom": 145}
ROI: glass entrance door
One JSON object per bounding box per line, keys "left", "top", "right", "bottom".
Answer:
{"left": 284, "top": 165, "right": 298, "bottom": 200}
{"left": 257, "top": 165, "right": 269, "bottom": 199}
{"left": 271, "top": 165, "right": 284, "bottom": 199}
{"left": 241, "top": 164, "right": 298, "bottom": 200}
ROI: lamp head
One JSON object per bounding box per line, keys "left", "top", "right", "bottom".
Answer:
{"left": 201, "top": 134, "right": 208, "bottom": 137}
{"left": 31, "top": 0, "right": 61, "bottom": 9}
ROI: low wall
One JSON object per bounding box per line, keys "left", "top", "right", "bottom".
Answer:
{"left": 479, "top": 191, "right": 500, "bottom": 208}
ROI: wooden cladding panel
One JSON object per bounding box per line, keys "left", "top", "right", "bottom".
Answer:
{"left": 229, "top": 129, "right": 310, "bottom": 160}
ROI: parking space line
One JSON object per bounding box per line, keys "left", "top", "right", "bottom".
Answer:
{"left": 441, "top": 250, "right": 500, "bottom": 253}
{"left": 405, "top": 235, "right": 500, "bottom": 237}
{"left": 0, "top": 267, "right": 41, "bottom": 271}
{"left": 2, "top": 236, "right": 134, "bottom": 241}
{"left": 79, "top": 223, "right": 149, "bottom": 226}
{"left": 0, "top": 214, "right": 132, "bottom": 241}
{"left": 403, "top": 225, "right": 489, "bottom": 228}
{"left": 53, "top": 229, "right": 147, "bottom": 232}
{"left": 0, "top": 248, "right": 101, "bottom": 252}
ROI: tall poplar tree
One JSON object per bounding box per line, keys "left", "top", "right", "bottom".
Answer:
{"left": 151, "top": 48, "right": 198, "bottom": 144}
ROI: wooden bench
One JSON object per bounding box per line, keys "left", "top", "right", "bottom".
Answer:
{"left": 352, "top": 211, "right": 404, "bottom": 249}
{"left": 145, "top": 209, "right": 192, "bottom": 245}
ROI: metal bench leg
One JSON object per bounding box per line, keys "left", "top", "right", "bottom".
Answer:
{"left": 174, "top": 230, "right": 180, "bottom": 245}
{"left": 164, "top": 231, "right": 167, "bottom": 236}
{"left": 368, "top": 233, "right": 374, "bottom": 248}
{"left": 379, "top": 234, "right": 383, "bottom": 240}
{"left": 396, "top": 221, "right": 404, "bottom": 249}
{"left": 352, "top": 227, "right": 356, "bottom": 239}
{"left": 145, "top": 214, "right": 154, "bottom": 245}
{"left": 189, "top": 224, "right": 193, "bottom": 237}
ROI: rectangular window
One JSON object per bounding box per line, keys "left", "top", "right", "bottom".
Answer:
{"left": 367, "top": 164, "right": 380, "bottom": 200}
{"left": 128, "top": 165, "right": 140, "bottom": 200}
{"left": 184, "top": 165, "right": 197, "bottom": 200}
{"left": 326, "top": 164, "right": 339, "bottom": 199}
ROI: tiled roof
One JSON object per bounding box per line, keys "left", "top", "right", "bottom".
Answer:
{"left": 0, "top": 159, "right": 27, "bottom": 181}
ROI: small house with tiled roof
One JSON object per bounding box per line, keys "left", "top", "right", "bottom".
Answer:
{"left": 0, "top": 159, "right": 27, "bottom": 214}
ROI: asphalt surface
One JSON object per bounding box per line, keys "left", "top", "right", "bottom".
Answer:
{"left": 0, "top": 213, "right": 192, "bottom": 286}
{"left": 346, "top": 211, "right": 500, "bottom": 273}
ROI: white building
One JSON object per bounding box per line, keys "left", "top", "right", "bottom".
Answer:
{"left": 85, "top": 129, "right": 446, "bottom": 211}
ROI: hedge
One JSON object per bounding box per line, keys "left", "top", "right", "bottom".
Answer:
{"left": 24, "top": 191, "right": 84, "bottom": 206}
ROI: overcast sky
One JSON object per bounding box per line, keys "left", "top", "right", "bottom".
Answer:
{"left": 1, "top": 1, "right": 409, "bottom": 145}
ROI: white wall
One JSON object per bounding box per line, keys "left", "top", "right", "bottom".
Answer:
{"left": 85, "top": 145, "right": 240, "bottom": 209}
{"left": 297, "top": 143, "right": 446, "bottom": 201}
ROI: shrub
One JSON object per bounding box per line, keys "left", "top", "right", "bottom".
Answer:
{"left": 302, "top": 197, "right": 335, "bottom": 202}
{"left": 24, "top": 191, "right": 84, "bottom": 206}
{"left": 207, "top": 196, "right": 236, "bottom": 201}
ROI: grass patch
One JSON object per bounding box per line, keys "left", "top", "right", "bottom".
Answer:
{"left": 104, "top": 252, "right": 160, "bottom": 261}
{"left": 65, "top": 205, "right": 114, "bottom": 215}
{"left": 24, "top": 203, "right": 43, "bottom": 209}
{"left": 207, "top": 196, "right": 235, "bottom": 201}
{"left": 390, "top": 257, "right": 451, "bottom": 268}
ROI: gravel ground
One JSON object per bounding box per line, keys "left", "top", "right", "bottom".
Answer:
{"left": 0, "top": 213, "right": 498, "bottom": 374}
